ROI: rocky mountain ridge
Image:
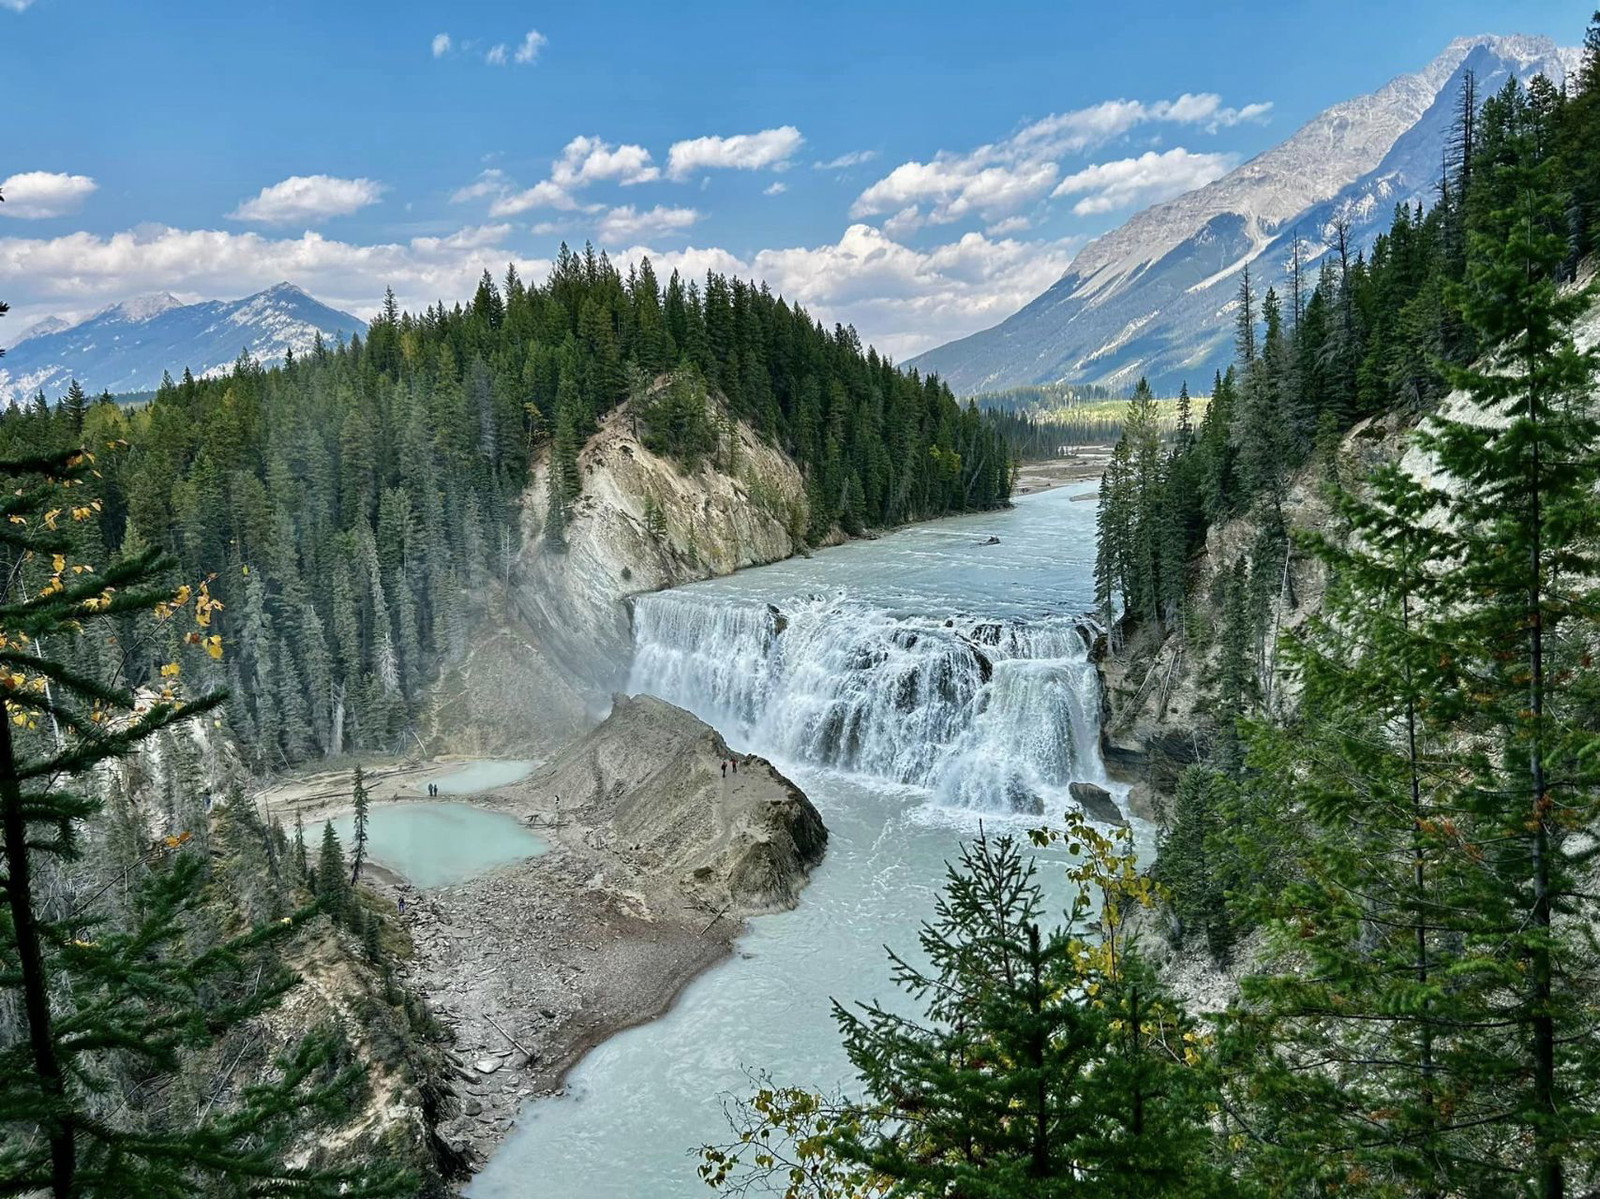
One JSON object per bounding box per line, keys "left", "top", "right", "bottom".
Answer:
{"left": 907, "top": 34, "right": 1582, "bottom": 395}
{"left": 0, "top": 282, "right": 366, "bottom": 404}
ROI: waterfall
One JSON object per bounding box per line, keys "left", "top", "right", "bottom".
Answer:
{"left": 627, "top": 591, "right": 1105, "bottom": 815}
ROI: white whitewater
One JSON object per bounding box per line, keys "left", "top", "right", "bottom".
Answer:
{"left": 629, "top": 595, "right": 1102, "bottom": 813}
{"left": 470, "top": 481, "right": 1109, "bottom": 1198}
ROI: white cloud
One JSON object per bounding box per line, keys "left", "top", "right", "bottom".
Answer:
{"left": 0, "top": 0, "right": 37, "bottom": 11}
{"left": 485, "top": 43, "right": 508, "bottom": 66}
{"left": 0, "top": 171, "right": 98, "bottom": 219}
{"left": 853, "top": 159, "right": 1059, "bottom": 226}
{"left": 666, "top": 126, "right": 803, "bottom": 180}
{"left": 450, "top": 168, "right": 510, "bottom": 204}
{"left": 764, "top": 181, "right": 788, "bottom": 196}
{"left": 1051, "top": 147, "right": 1235, "bottom": 215}
{"left": 461, "top": 136, "right": 659, "bottom": 216}
{"left": 431, "top": 32, "right": 451, "bottom": 58}
{"left": 1010, "top": 93, "right": 1272, "bottom": 156}
{"left": 491, "top": 181, "right": 585, "bottom": 216}
{"left": 513, "top": 30, "right": 546, "bottom": 64}
{"left": 229, "top": 175, "right": 385, "bottom": 225}
{"left": 595, "top": 205, "right": 699, "bottom": 243}
{"left": 986, "top": 215, "right": 1031, "bottom": 236}
{"left": 0, "top": 223, "right": 542, "bottom": 333}
{"left": 612, "top": 224, "right": 1081, "bottom": 361}
{"left": 814, "top": 150, "right": 879, "bottom": 170}
{"left": 852, "top": 91, "right": 1269, "bottom": 229}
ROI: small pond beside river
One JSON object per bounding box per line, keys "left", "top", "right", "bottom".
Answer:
{"left": 331, "top": 802, "right": 546, "bottom": 889}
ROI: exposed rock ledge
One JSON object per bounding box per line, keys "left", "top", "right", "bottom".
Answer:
{"left": 375, "top": 695, "right": 825, "bottom": 1172}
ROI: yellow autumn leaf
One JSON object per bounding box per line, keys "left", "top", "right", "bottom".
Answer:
{"left": 203, "top": 635, "right": 224, "bottom": 660}
{"left": 159, "top": 662, "right": 181, "bottom": 678}
{"left": 51, "top": 553, "right": 65, "bottom": 573}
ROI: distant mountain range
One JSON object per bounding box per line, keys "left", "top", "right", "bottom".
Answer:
{"left": 906, "top": 34, "right": 1583, "bottom": 396}
{"left": 0, "top": 283, "right": 367, "bottom": 404}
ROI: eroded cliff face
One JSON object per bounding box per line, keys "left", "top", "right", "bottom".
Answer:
{"left": 519, "top": 397, "right": 809, "bottom": 684}
{"left": 428, "top": 392, "right": 814, "bottom": 757}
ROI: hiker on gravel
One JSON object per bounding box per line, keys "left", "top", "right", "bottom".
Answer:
{"left": 721, "top": 760, "right": 727, "bottom": 778}
{"left": 731, "top": 756, "right": 738, "bottom": 775}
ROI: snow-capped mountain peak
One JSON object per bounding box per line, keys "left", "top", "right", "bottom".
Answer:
{"left": 102, "top": 292, "right": 185, "bottom": 324}
{"left": 0, "top": 284, "right": 366, "bottom": 404}
{"left": 907, "top": 34, "right": 1580, "bottom": 395}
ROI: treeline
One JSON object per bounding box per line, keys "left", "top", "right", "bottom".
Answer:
{"left": 0, "top": 248, "right": 1011, "bottom": 769}
{"left": 1081, "top": 28, "right": 1600, "bottom": 1196}
{"left": 970, "top": 380, "right": 1123, "bottom": 413}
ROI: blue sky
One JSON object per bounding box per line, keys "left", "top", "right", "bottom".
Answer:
{"left": 0, "top": 0, "right": 1587, "bottom": 357}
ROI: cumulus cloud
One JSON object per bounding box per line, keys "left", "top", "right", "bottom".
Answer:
{"left": 513, "top": 30, "right": 546, "bottom": 64}
{"left": 0, "top": 171, "right": 98, "bottom": 219}
{"left": 485, "top": 43, "right": 508, "bottom": 66}
{"left": 852, "top": 90, "right": 1268, "bottom": 228}
{"left": 431, "top": 32, "right": 451, "bottom": 58}
{"left": 1051, "top": 147, "right": 1235, "bottom": 215}
{"left": 0, "top": 0, "right": 37, "bottom": 11}
{"left": 595, "top": 205, "right": 699, "bottom": 243}
{"left": 814, "top": 150, "right": 879, "bottom": 170}
{"left": 666, "top": 126, "right": 803, "bottom": 181}
{"left": 1010, "top": 93, "right": 1271, "bottom": 157}
{"left": 611, "top": 224, "right": 1081, "bottom": 361}
{"left": 854, "top": 159, "right": 1061, "bottom": 227}
{"left": 0, "top": 223, "right": 541, "bottom": 333}
{"left": 229, "top": 175, "right": 385, "bottom": 225}
{"left": 458, "top": 136, "right": 659, "bottom": 216}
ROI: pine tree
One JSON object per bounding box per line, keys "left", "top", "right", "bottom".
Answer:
{"left": 0, "top": 451, "right": 410, "bottom": 1197}
{"left": 59, "top": 379, "right": 88, "bottom": 436}
{"left": 315, "top": 820, "right": 349, "bottom": 921}
{"left": 704, "top": 819, "right": 1225, "bottom": 1197}
{"left": 348, "top": 764, "right": 370, "bottom": 885}
{"left": 1413, "top": 131, "right": 1600, "bottom": 1195}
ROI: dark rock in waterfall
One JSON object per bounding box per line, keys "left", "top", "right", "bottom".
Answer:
{"left": 1069, "top": 781, "right": 1127, "bottom": 826}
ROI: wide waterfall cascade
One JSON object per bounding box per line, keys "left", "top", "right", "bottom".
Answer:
{"left": 628, "top": 591, "right": 1105, "bottom": 814}
{"left": 471, "top": 484, "right": 1110, "bottom": 1198}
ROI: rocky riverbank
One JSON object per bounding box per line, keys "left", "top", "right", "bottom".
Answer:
{"left": 262, "top": 696, "right": 827, "bottom": 1170}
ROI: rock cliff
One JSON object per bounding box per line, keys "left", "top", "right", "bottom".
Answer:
{"left": 426, "top": 387, "right": 815, "bottom": 756}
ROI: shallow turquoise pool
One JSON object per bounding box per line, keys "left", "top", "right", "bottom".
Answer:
{"left": 331, "top": 802, "right": 545, "bottom": 888}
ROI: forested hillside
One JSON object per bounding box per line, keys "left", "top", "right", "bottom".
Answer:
{"left": 1097, "top": 59, "right": 1600, "bottom": 637}
{"left": 0, "top": 249, "right": 1011, "bottom": 770}
{"left": 1087, "top": 27, "right": 1600, "bottom": 1194}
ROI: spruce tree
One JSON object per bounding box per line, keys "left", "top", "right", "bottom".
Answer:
{"left": 1414, "top": 128, "right": 1600, "bottom": 1196}
{"left": 704, "top": 820, "right": 1225, "bottom": 1197}
{"left": 315, "top": 821, "right": 349, "bottom": 921}
{"left": 348, "top": 764, "right": 369, "bottom": 885}
{"left": 0, "top": 451, "right": 410, "bottom": 1197}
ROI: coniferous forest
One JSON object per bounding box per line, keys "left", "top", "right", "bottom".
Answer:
{"left": 0, "top": 250, "right": 1011, "bottom": 771}
{"left": 7, "top": 11, "right": 1600, "bottom": 1199}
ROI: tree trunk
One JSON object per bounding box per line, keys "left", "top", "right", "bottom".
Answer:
{"left": 0, "top": 701, "right": 76, "bottom": 1195}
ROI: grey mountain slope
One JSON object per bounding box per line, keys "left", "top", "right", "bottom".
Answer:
{"left": 0, "top": 282, "right": 367, "bottom": 404}
{"left": 906, "top": 35, "right": 1581, "bottom": 396}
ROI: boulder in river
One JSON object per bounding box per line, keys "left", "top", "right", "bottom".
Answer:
{"left": 975, "top": 535, "right": 1001, "bottom": 545}
{"left": 1068, "top": 781, "right": 1127, "bottom": 827}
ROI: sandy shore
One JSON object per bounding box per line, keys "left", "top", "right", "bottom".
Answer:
{"left": 1013, "top": 452, "right": 1109, "bottom": 496}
